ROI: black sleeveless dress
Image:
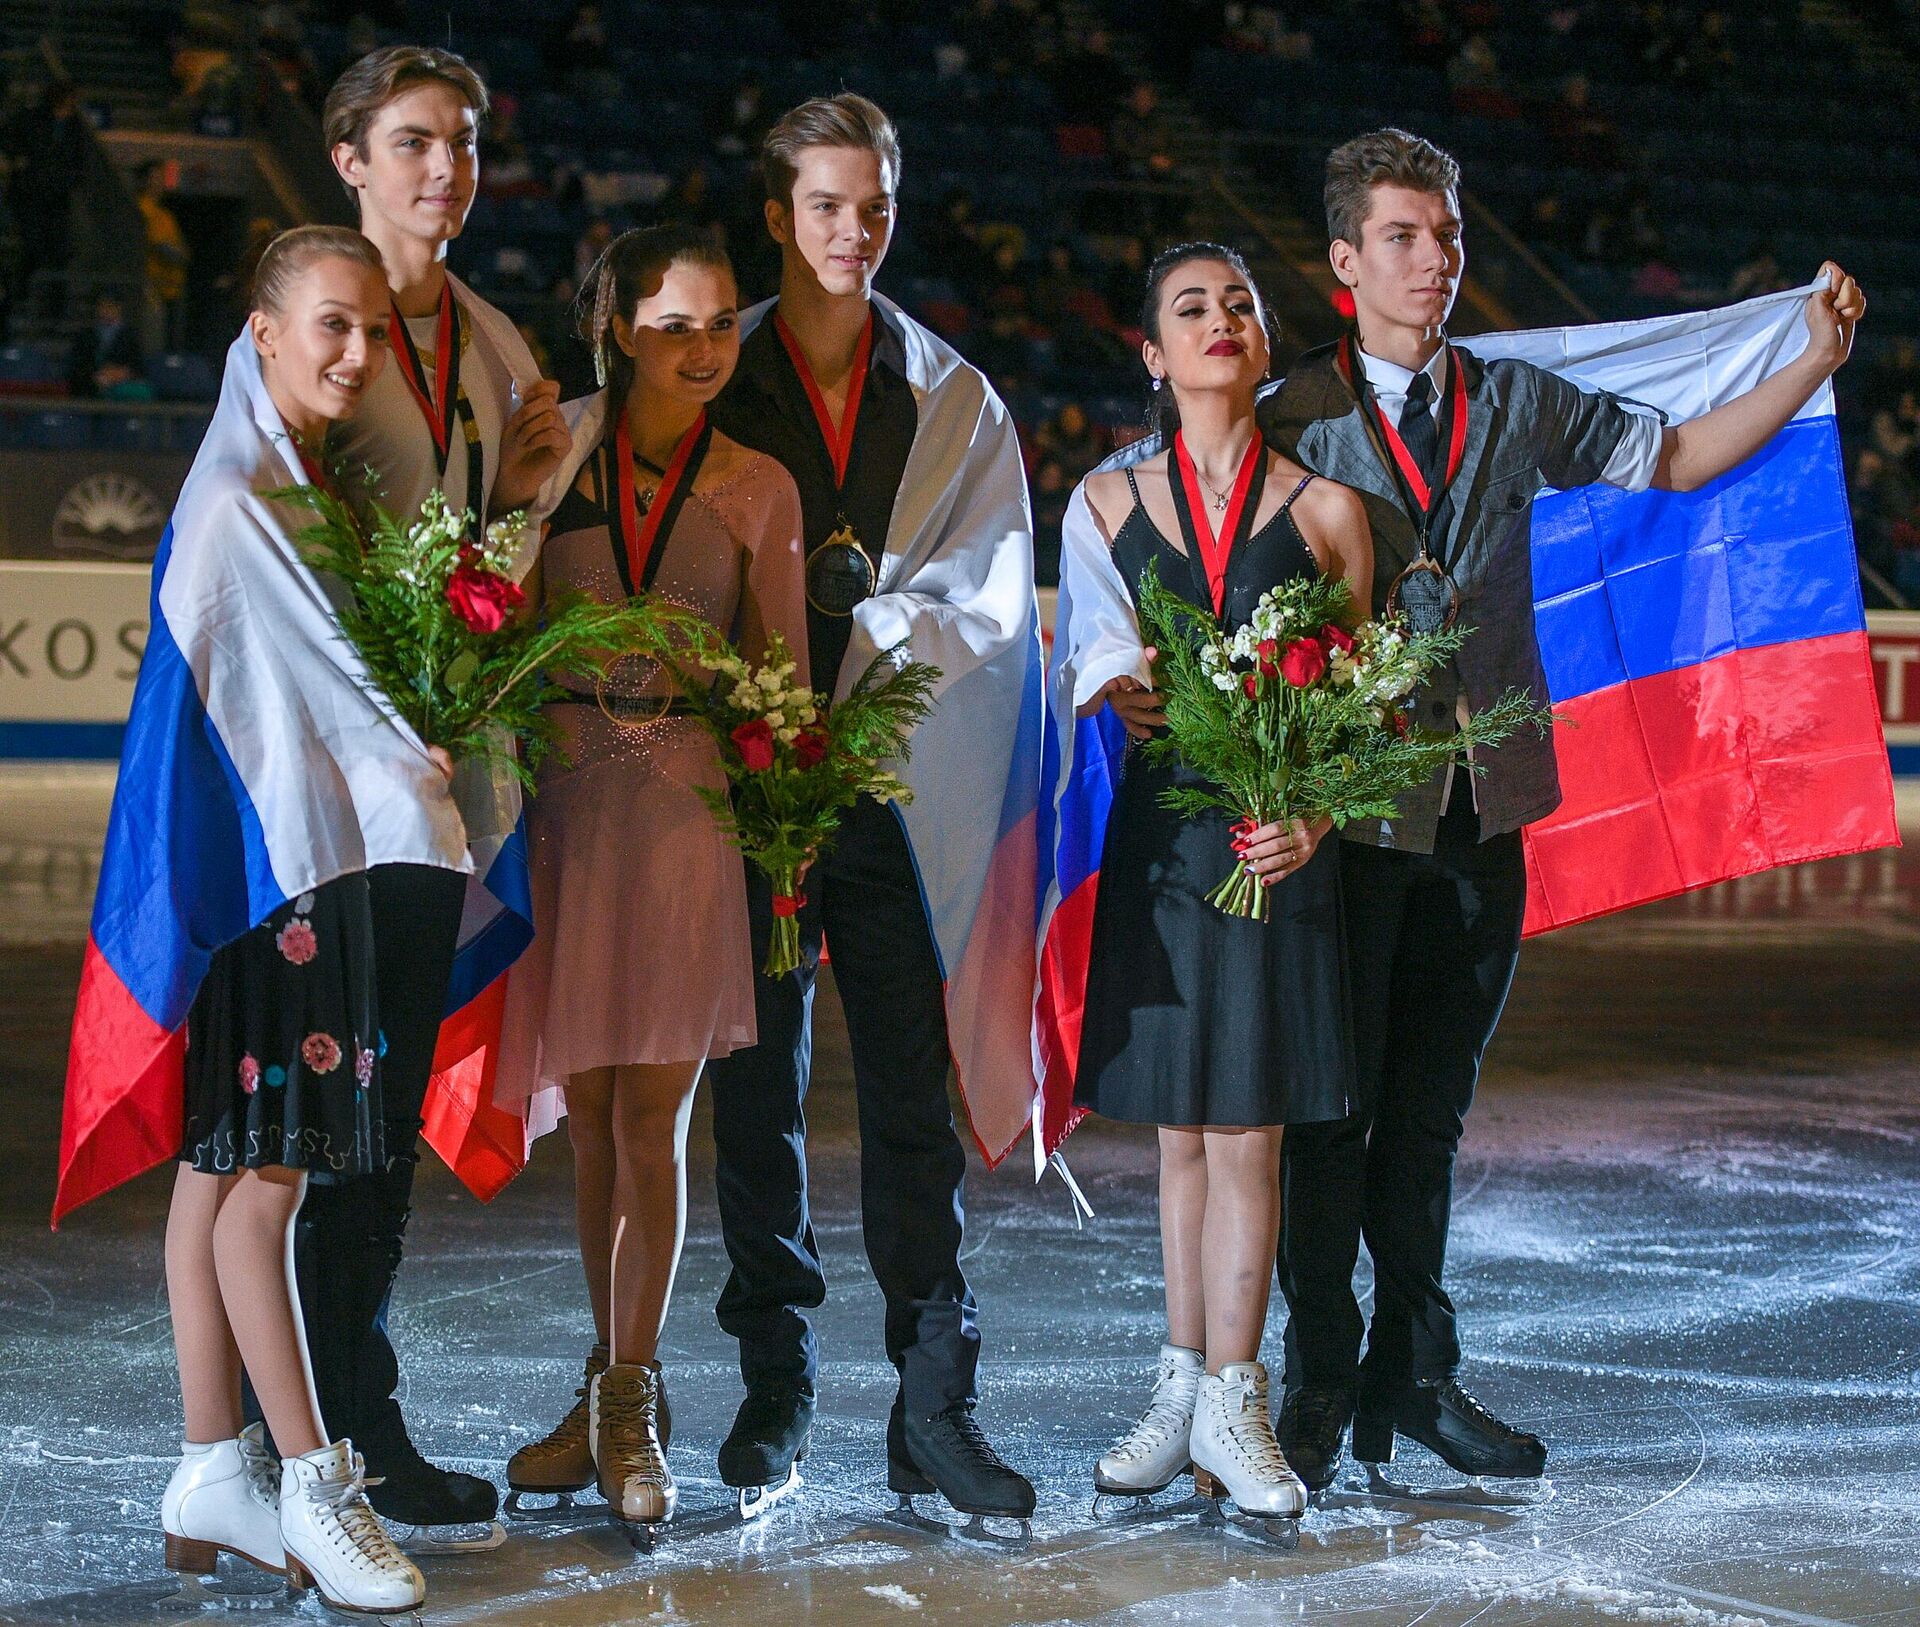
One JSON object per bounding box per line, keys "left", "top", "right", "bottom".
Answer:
{"left": 1072, "top": 463, "right": 1356, "bottom": 1129}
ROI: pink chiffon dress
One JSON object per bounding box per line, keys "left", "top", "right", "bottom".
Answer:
{"left": 495, "top": 418, "right": 807, "bottom": 1124}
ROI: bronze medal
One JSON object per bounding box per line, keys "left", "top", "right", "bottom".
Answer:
{"left": 806, "top": 518, "right": 876, "bottom": 617}
{"left": 1386, "top": 554, "right": 1460, "bottom": 634}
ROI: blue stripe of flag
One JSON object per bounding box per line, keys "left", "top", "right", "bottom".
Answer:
{"left": 1531, "top": 415, "right": 1860, "bottom": 704}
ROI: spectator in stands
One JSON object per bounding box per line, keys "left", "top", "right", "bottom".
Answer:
{"left": 1446, "top": 33, "right": 1519, "bottom": 119}
{"left": 1029, "top": 451, "right": 1068, "bottom": 584}
{"left": 1850, "top": 446, "right": 1920, "bottom": 603}
{"left": 555, "top": 3, "right": 621, "bottom": 104}
{"left": 1543, "top": 72, "right": 1619, "bottom": 170}
{"left": 709, "top": 70, "right": 770, "bottom": 157}
{"left": 574, "top": 218, "right": 614, "bottom": 288}
{"left": 1035, "top": 399, "right": 1105, "bottom": 478}
{"left": 1729, "top": 242, "right": 1792, "bottom": 302}
{"left": 1, "top": 79, "right": 89, "bottom": 330}
{"left": 1111, "top": 81, "right": 1176, "bottom": 180}
{"left": 1052, "top": 27, "right": 1128, "bottom": 129}
{"left": 68, "top": 289, "right": 146, "bottom": 399}
{"left": 137, "top": 162, "right": 191, "bottom": 354}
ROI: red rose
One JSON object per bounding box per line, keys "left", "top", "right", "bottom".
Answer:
{"left": 1388, "top": 706, "right": 1410, "bottom": 738}
{"left": 1242, "top": 672, "right": 1259, "bottom": 698}
{"left": 793, "top": 725, "right": 830, "bottom": 768}
{"left": 1320, "top": 622, "right": 1355, "bottom": 654}
{"left": 771, "top": 892, "right": 804, "bottom": 918}
{"left": 731, "top": 717, "right": 776, "bottom": 772}
{"left": 1280, "top": 637, "right": 1328, "bottom": 687}
{"left": 445, "top": 563, "right": 526, "bottom": 635}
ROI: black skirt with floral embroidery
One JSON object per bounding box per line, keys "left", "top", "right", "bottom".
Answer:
{"left": 181, "top": 871, "right": 385, "bottom": 1181}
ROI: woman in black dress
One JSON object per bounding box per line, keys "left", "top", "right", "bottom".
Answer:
{"left": 1061, "top": 243, "right": 1372, "bottom": 1518}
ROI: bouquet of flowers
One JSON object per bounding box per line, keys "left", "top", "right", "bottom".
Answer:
{"left": 280, "top": 484, "right": 671, "bottom": 786}
{"left": 652, "top": 628, "right": 938, "bottom": 976}
{"left": 1136, "top": 562, "right": 1551, "bottom": 919}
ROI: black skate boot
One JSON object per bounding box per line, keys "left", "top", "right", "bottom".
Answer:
{"left": 718, "top": 1386, "right": 813, "bottom": 1520}
{"left": 361, "top": 1405, "right": 504, "bottom": 1552}
{"left": 1275, "top": 1382, "right": 1355, "bottom": 1496}
{"left": 887, "top": 1395, "right": 1035, "bottom": 1545}
{"left": 1352, "top": 1377, "right": 1547, "bottom": 1480}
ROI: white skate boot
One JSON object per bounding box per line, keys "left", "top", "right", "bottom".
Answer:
{"left": 161, "top": 1422, "right": 285, "bottom": 1577}
{"left": 1190, "top": 1361, "right": 1309, "bottom": 1537}
{"left": 1094, "top": 1344, "right": 1203, "bottom": 1508}
{"left": 280, "top": 1440, "right": 424, "bottom": 1614}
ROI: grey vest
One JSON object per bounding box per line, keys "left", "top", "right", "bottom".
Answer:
{"left": 1094, "top": 342, "right": 1642, "bottom": 854}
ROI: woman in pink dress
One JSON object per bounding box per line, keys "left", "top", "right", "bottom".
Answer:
{"left": 497, "top": 225, "right": 807, "bottom": 1540}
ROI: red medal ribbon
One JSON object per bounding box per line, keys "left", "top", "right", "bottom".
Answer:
{"left": 388, "top": 283, "right": 456, "bottom": 461}
{"left": 614, "top": 408, "right": 708, "bottom": 592}
{"left": 773, "top": 311, "right": 872, "bottom": 489}
{"left": 1173, "top": 429, "right": 1264, "bottom": 616}
{"left": 294, "top": 443, "right": 331, "bottom": 493}
{"left": 1337, "top": 333, "right": 1468, "bottom": 517}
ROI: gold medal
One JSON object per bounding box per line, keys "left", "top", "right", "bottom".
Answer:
{"left": 805, "top": 518, "right": 876, "bottom": 617}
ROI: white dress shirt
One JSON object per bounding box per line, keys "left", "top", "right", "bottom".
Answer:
{"left": 1354, "top": 341, "right": 1662, "bottom": 814}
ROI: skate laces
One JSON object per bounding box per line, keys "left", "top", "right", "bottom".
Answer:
{"left": 1219, "top": 1375, "right": 1292, "bottom": 1475}
{"left": 599, "top": 1383, "right": 667, "bottom": 1483}
{"left": 237, "top": 1433, "right": 280, "bottom": 1506}
{"left": 307, "top": 1457, "right": 404, "bottom": 1568}
{"left": 930, "top": 1405, "right": 1013, "bottom": 1472}
{"left": 1110, "top": 1357, "right": 1197, "bottom": 1461}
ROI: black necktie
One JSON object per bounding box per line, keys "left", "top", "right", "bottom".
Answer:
{"left": 1399, "top": 369, "right": 1439, "bottom": 488}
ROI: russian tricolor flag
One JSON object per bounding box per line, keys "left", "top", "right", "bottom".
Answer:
{"left": 1036, "top": 283, "right": 1898, "bottom": 1159}
{"left": 54, "top": 334, "right": 535, "bottom": 1224}
{"left": 1460, "top": 283, "right": 1899, "bottom": 929}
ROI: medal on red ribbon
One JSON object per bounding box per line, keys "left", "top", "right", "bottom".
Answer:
{"left": 1336, "top": 332, "right": 1469, "bottom": 634}
{"left": 389, "top": 282, "right": 485, "bottom": 516}
{"left": 775, "top": 311, "right": 879, "bottom": 617}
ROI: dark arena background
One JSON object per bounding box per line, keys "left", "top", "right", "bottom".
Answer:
{"left": 1, "top": 1, "right": 1919, "bottom": 1623}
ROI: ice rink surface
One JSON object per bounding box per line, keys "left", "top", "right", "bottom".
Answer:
{"left": 1, "top": 768, "right": 1917, "bottom": 1625}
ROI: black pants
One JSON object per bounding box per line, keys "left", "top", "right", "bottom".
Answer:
{"left": 1278, "top": 789, "right": 1526, "bottom": 1396}
{"left": 285, "top": 863, "right": 466, "bottom": 1448}
{"left": 707, "top": 796, "right": 978, "bottom": 1417}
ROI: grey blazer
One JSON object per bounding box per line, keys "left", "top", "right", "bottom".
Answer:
{"left": 1094, "top": 341, "right": 1646, "bottom": 854}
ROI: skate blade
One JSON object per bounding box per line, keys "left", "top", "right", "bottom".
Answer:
{"left": 1092, "top": 1488, "right": 1211, "bottom": 1526}
{"left": 385, "top": 1518, "right": 507, "bottom": 1554}
{"left": 503, "top": 1488, "right": 604, "bottom": 1524}
{"left": 884, "top": 1494, "right": 1031, "bottom": 1550}
{"left": 157, "top": 1572, "right": 285, "bottom": 1612}
{"left": 737, "top": 1465, "right": 804, "bottom": 1521}
{"left": 1361, "top": 1461, "right": 1555, "bottom": 1510}
{"left": 616, "top": 1515, "right": 669, "bottom": 1552}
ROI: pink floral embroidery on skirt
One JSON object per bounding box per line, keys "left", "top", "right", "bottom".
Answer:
{"left": 276, "top": 919, "right": 318, "bottom": 965}
{"left": 301, "top": 1032, "right": 342, "bottom": 1074}
{"left": 238, "top": 1054, "right": 261, "bottom": 1095}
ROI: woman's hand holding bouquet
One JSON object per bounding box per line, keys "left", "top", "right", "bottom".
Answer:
{"left": 1133, "top": 561, "right": 1552, "bottom": 919}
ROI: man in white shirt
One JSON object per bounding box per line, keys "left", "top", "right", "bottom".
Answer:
{"left": 1262, "top": 127, "right": 1862, "bottom": 1494}
{"left": 266, "top": 44, "right": 570, "bottom": 1541}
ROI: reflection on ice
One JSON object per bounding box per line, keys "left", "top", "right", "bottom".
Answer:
{"left": 2, "top": 813, "right": 1918, "bottom": 1621}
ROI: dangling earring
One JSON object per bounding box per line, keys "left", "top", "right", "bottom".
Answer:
{"left": 1151, "top": 375, "right": 1163, "bottom": 391}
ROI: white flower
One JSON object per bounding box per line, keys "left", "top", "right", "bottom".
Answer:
{"left": 797, "top": 704, "right": 818, "bottom": 725}
{"left": 731, "top": 681, "right": 759, "bottom": 709}
{"left": 1211, "top": 671, "right": 1236, "bottom": 691}
{"left": 777, "top": 726, "right": 800, "bottom": 744}
{"left": 756, "top": 669, "right": 783, "bottom": 692}
{"left": 765, "top": 710, "right": 786, "bottom": 729}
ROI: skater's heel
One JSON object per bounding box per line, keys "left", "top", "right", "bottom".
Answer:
{"left": 283, "top": 1554, "right": 313, "bottom": 1594}
{"left": 886, "top": 1457, "right": 935, "bottom": 1497}
{"left": 1350, "top": 1407, "right": 1395, "bottom": 1466}
{"left": 163, "top": 1531, "right": 220, "bottom": 1575}
{"left": 1191, "top": 1467, "right": 1223, "bottom": 1499}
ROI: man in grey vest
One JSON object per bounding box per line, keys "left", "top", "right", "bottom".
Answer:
{"left": 1266, "top": 128, "right": 1863, "bottom": 1492}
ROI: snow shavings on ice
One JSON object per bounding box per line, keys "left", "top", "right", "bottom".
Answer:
{"left": 863, "top": 1583, "right": 925, "bottom": 1610}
